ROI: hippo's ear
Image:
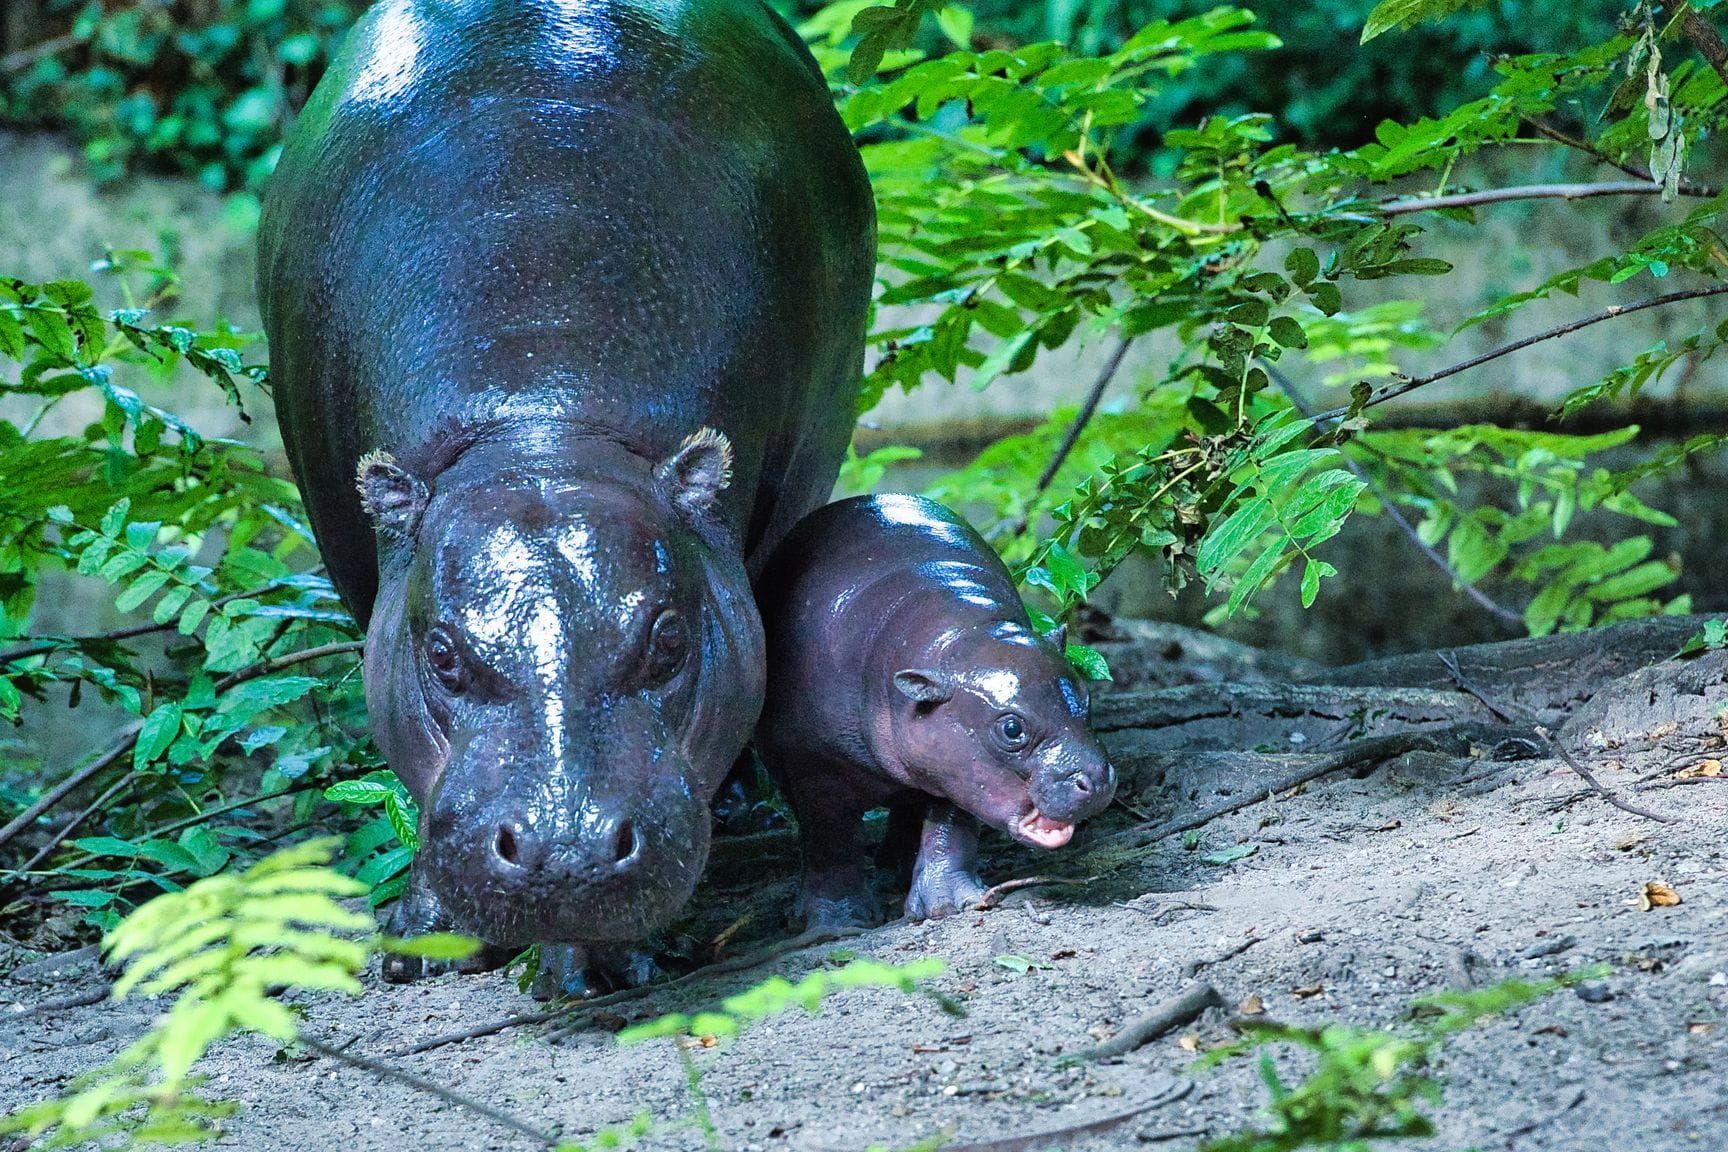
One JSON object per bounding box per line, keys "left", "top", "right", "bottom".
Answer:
{"left": 1042, "top": 623, "right": 1068, "bottom": 651}
{"left": 656, "top": 427, "right": 733, "bottom": 516}
{"left": 357, "top": 451, "right": 429, "bottom": 537}
{"left": 894, "top": 668, "right": 956, "bottom": 705}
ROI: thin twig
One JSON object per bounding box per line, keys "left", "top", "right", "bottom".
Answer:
{"left": 0, "top": 640, "right": 363, "bottom": 856}
{"left": 1032, "top": 337, "right": 1135, "bottom": 500}
{"left": 968, "top": 875, "right": 1091, "bottom": 911}
{"left": 1312, "top": 285, "right": 1728, "bottom": 423}
{"left": 298, "top": 1034, "right": 561, "bottom": 1147}
{"left": 935, "top": 1084, "right": 1195, "bottom": 1152}
{"left": 392, "top": 926, "right": 867, "bottom": 1057}
{"left": 6, "top": 985, "right": 111, "bottom": 1016}
{"left": 1116, "top": 732, "right": 1447, "bottom": 846}
{"left": 1268, "top": 364, "right": 1523, "bottom": 624}
{"left": 539, "top": 925, "right": 868, "bottom": 1045}
{"left": 1183, "top": 935, "right": 1263, "bottom": 978}
{"left": 1436, "top": 651, "right": 1517, "bottom": 722}
{"left": 0, "top": 583, "right": 313, "bottom": 667}
{"left": 1533, "top": 726, "right": 1677, "bottom": 824}
{"left": 1523, "top": 120, "right": 1719, "bottom": 197}
{"left": 0, "top": 727, "right": 141, "bottom": 854}
{"left": 1083, "top": 982, "right": 1223, "bottom": 1060}
{"left": 7, "top": 774, "right": 136, "bottom": 880}
{"left": 1375, "top": 180, "right": 1714, "bottom": 215}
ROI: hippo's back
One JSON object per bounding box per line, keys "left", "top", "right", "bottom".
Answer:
{"left": 260, "top": 0, "right": 874, "bottom": 622}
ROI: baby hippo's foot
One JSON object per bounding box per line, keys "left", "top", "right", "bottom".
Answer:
{"left": 381, "top": 867, "right": 505, "bottom": 983}
{"left": 903, "top": 802, "right": 987, "bottom": 921}
{"left": 794, "top": 864, "right": 879, "bottom": 932}
{"left": 903, "top": 860, "right": 988, "bottom": 921}
{"left": 529, "top": 944, "right": 662, "bottom": 1001}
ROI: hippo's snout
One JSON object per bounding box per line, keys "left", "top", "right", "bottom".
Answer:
{"left": 485, "top": 813, "right": 644, "bottom": 878}
{"left": 420, "top": 740, "right": 712, "bottom": 945}
{"left": 1031, "top": 755, "right": 1117, "bottom": 825}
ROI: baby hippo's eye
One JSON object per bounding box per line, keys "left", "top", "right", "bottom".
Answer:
{"left": 425, "top": 624, "right": 463, "bottom": 689}
{"left": 992, "top": 713, "right": 1030, "bottom": 752}
{"left": 646, "top": 608, "right": 689, "bottom": 683}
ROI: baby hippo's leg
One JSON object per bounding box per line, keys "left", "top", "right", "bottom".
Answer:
{"left": 794, "top": 809, "right": 878, "bottom": 930}
{"left": 904, "top": 802, "right": 989, "bottom": 920}
{"left": 783, "top": 784, "right": 878, "bottom": 931}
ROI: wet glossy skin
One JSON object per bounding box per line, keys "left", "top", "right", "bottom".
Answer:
{"left": 258, "top": 0, "right": 873, "bottom": 981}
{"left": 754, "top": 495, "right": 1117, "bottom": 928}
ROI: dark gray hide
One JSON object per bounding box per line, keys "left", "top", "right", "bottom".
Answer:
{"left": 257, "top": 0, "right": 874, "bottom": 975}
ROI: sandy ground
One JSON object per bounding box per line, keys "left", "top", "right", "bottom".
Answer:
{"left": 6, "top": 703, "right": 1728, "bottom": 1152}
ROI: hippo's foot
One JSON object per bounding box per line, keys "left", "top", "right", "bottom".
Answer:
{"left": 381, "top": 868, "right": 506, "bottom": 983}
{"left": 903, "top": 802, "right": 988, "bottom": 921}
{"left": 529, "top": 944, "right": 662, "bottom": 1002}
{"left": 792, "top": 856, "right": 879, "bottom": 931}
{"left": 794, "top": 883, "right": 879, "bottom": 932}
{"left": 903, "top": 865, "right": 988, "bottom": 921}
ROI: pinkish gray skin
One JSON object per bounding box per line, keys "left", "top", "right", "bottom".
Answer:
{"left": 754, "top": 495, "right": 1117, "bottom": 927}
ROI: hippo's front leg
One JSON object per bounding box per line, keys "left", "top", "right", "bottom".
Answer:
{"left": 529, "top": 944, "right": 662, "bottom": 1001}
{"left": 381, "top": 861, "right": 510, "bottom": 982}
{"left": 904, "top": 802, "right": 989, "bottom": 921}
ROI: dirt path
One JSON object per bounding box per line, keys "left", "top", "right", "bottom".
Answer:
{"left": 5, "top": 633, "right": 1727, "bottom": 1151}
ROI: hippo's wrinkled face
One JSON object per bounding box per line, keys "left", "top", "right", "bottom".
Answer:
{"left": 359, "top": 434, "right": 763, "bottom": 945}
{"left": 892, "top": 624, "right": 1116, "bottom": 848}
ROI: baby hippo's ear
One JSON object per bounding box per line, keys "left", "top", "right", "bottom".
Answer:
{"left": 357, "top": 451, "right": 429, "bottom": 537}
{"left": 1043, "top": 623, "right": 1068, "bottom": 651}
{"left": 894, "top": 668, "right": 957, "bottom": 705}
{"left": 656, "top": 427, "right": 733, "bottom": 515}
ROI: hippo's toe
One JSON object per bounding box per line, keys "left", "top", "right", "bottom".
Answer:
{"left": 903, "top": 867, "right": 988, "bottom": 921}
{"left": 529, "top": 944, "right": 661, "bottom": 1001}
{"left": 381, "top": 864, "right": 501, "bottom": 983}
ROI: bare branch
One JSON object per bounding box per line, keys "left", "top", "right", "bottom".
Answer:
{"left": 1534, "top": 726, "right": 1678, "bottom": 824}
{"left": 1312, "top": 284, "right": 1728, "bottom": 422}
{"left": 1268, "top": 364, "right": 1524, "bottom": 625}
{"left": 298, "top": 1034, "right": 562, "bottom": 1148}
{"left": 1032, "top": 336, "right": 1135, "bottom": 499}
{"left": 1524, "top": 120, "right": 1720, "bottom": 197}
{"left": 0, "top": 640, "right": 363, "bottom": 856}
{"left": 1375, "top": 180, "right": 1714, "bottom": 216}
{"left": 1661, "top": 1, "right": 1728, "bottom": 87}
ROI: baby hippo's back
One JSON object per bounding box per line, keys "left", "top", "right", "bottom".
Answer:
{"left": 757, "top": 493, "right": 1024, "bottom": 638}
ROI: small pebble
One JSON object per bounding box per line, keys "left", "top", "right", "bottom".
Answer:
{"left": 1574, "top": 981, "right": 1614, "bottom": 1004}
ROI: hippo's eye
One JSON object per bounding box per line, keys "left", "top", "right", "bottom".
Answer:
{"left": 425, "top": 624, "right": 463, "bottom": 689}
{"left": 992, "top": 713, "right": 1030, "bottom": 752}
{"left": 645, "top": 609, "right": 689, "bottom": 684}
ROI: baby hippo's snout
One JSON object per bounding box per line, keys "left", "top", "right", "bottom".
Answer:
{"left": 1030, "top": 752, "right": 1118, "bottom": 828}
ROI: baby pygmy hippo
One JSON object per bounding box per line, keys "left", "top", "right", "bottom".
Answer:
{"left": 754, "top": 494, "right": 1117, "bottom": 928}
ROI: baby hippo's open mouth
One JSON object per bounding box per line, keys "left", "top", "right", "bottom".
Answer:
{"left": 1014, "top": 809, "right": 1074, "bottom": 848}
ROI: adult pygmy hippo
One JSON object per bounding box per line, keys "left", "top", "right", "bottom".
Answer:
{"left": 258, "top": 0, "right": 874, "bottom": 994}
{"left": 754, "top": 495, "right": 1117, "bottom": 928}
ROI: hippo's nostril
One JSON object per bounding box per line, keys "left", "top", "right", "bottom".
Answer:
{"left": 613, "top": 820, "right": 641, "bottom": 866}
{"left": 495, "top": 822, "right": 523, "bottom": 868}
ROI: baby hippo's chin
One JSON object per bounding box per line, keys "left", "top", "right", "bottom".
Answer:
{"left": 1013, "top": 809, "right": 1074, "bottom": 848}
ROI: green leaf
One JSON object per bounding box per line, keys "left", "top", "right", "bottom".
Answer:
{"left": 1199, "top": 843, "right": 1258, "bottom": 865}
{"left": 1065, "top": 643, "right": 1113, "bottom": 682}
{"left": 382, "top": 933, "right": 482, "bottom": 961}
{"left": 1268, "top": 316, "right": 1308, "bottom": 349}
{"left": 134, "top": 703, "right": 184, "bottom": 771}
